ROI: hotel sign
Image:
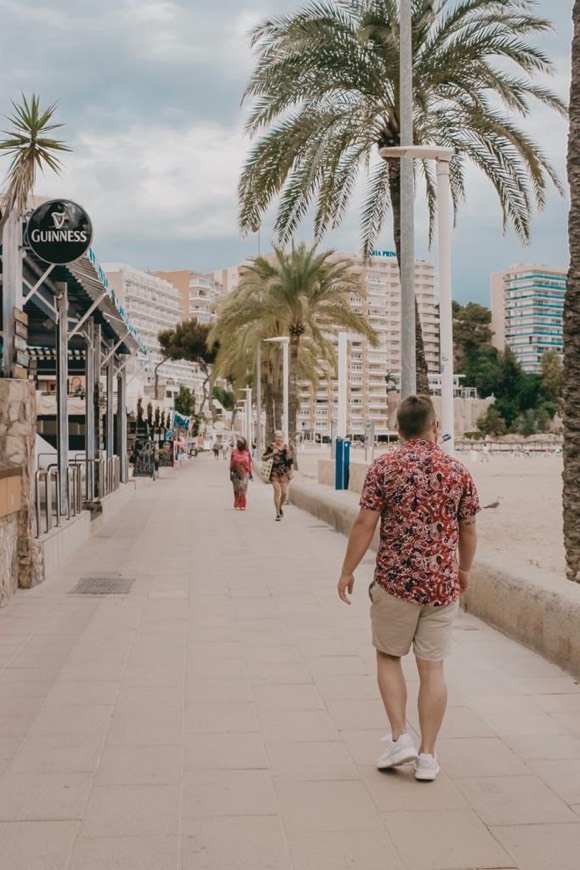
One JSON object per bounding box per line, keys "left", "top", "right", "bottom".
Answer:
{"left": 371, "top": 250, "right": 397, "bottom": 258}
{"left": 26, "top": 199, "right": 93, "bottom": 265}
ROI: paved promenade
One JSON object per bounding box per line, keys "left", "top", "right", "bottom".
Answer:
{"left": 0, "top": 455, "right": 579, "bottom": 870}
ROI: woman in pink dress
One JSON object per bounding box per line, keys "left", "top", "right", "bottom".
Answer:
{"left": 229, "top": 437, "right": 253, "bottom": 510}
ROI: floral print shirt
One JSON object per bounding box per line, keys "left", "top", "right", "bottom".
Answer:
{"left": 360, "top": 440, "right": 480, "bottom": 606}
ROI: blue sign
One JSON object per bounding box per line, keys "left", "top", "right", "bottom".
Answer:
{"left": 371, "top": 250, "right": 397, "bottom": 258}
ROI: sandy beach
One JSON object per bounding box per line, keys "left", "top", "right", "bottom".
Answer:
{"left": 296, "top": 447, "right": 566, "bottom": 581}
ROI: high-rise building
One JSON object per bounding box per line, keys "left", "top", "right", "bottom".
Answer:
{"left": 296, "top": 251, "right": 440, "bottom": 439}
{"left": 153, "top": 270, "right": 224, "bottom": 325}
{"left": 491, "top": 264, "right": 566, "bottom": 373}
{"left": 103, "top": 264, "right": 204, "bottom": 406}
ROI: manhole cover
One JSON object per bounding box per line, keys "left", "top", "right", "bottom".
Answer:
{"left": 71, "top": 576, "right": 135, "bottom": 595}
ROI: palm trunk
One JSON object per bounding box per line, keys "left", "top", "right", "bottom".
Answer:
{"left": 288, "top": 332, "right": 300, "bottom": 469}
{"left": 564, "top": 0, "right": 580, "bottom": 583}
{"left": 387, "top": 158, "right": 431, "bottom": 395}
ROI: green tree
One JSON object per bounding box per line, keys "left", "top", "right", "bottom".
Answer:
{"left": 453, "top": 301, "right": 493, "bottom": 367}
{"left": 239, "top": 0, "right": 565, "bottom": 395}
{"left": 174, "top": 386, "right": 196, "bottom": 417}
{"left": 564, "top": 0, "right": 580, "bottom": 582}
{"left": 476, "top": 405, "right": 507, "bottom": 437}
{"left": 158, "top": 321, "right": 218, "bottom": 416}
{"left": 211, "top": 243, "right": 377, "bottom": 454}
{"left": 540, "top": 349, "right": 564, "bottom": 414}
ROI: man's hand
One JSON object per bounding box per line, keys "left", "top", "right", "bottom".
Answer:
{"left": 337, "top": 573, "right": 355, "bottom": 605}
{"left": 458, "top": 568, "right": 470, "bottom": 592}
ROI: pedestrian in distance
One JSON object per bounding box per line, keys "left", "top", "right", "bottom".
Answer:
{"left": 212, "top": 440, "right": 220, "bottom": 459}
{"left": 262, "top": 430, "right": 293, "bottom": 521}
{"left": 229, "top": 437, "right": 253, "bottom": 510}
{"left": 337, "top": 395, "right": 480, "bottom": 781}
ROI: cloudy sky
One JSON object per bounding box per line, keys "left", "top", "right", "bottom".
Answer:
{"left": 0, "top": 0, "right": 573, "bottom": 305}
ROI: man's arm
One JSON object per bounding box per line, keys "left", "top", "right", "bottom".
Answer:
{"left": 457, "top": 517, "right": 477, "bottom": 592}
{"left": 337, "top": 508, "right": 381, "bottom": 605}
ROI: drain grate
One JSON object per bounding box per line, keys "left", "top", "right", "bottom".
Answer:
{"left": 71, "top": 576, "right": 135, "bottom": 595}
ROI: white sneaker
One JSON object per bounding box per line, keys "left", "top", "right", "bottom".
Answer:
{"left": 377, "top": 733, "right": 418, "bottom": 769}
{"left": 414, "top": 752, "right": 440, "bottom": 781}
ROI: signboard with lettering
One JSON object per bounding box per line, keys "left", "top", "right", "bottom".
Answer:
{"left": 371, "top": 250, "right": 397, "bottom": 258}
{"left": 26, "top": 200, "right": 93, "bottom": 265}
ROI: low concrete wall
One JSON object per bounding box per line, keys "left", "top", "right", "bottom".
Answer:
{"left": 36, "top": 482, "right": 137, "bottom": 580}
{"left": 289, "top": 477, "right": 580, "bottom": 680}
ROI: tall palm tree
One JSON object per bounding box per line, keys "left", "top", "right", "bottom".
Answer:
{"left": 239, "top": 0, "right": 566, "bottom": 394}
{"left": 211, "top": 304, "right": 337, "bottom": 445}
{"left": 564, "top": 1, "right": 580, "bottom": 584}
{"left": 213, "top": 243, "right": 377, "bottom": 454}
{"left": 0, "top": 94, "right": 71, "bottom": 227}
{"left": 1, "top": 94, "right": 71, "bottom": 376}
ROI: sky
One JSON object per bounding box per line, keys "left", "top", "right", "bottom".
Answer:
{"left": 0, "top": 0, "right": 574, "bottom": 306}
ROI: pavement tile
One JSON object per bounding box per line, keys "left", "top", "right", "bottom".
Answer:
{"left": 325, "top": 698, "right": 389, "bottom": 731}
{"left": 436, "top": 736, "right": 531, "bottom": 778}
{"left": 45, "top": 680, "right": 119, "bottom": 707}
{"left": 0, "top": 820, "right": 79, "bottom": 870}
{"left": 69, "top": 835, "right": 179, "bottom": 870}
{"left": 454, "top": 774, "right": 577, "bottom": 825}
{"left": 9, "top": 735, "right": 104, "bottom": 774}
{"left": 382, "top": 810, "right": 513, "bottom": 870}
{"left": 527, "top": 759, "right": 580, "bottom": 804}
{"left": 185, "top": 731, "right": 268, "bottom": 770}
{"left": 0, "top": 771, "right": 93, "bottom": 820}
{"left": 287, "top": 829, "right": 404, "bottom": 870}
{"left": 185, "top": 701, "right": 260, "bottom": 733}
{"left": 81, "top": 783, "right": 180, "bottom": 837}
{"left": 266, "top": 740, "right": 358, "bottom": 781}
{"left": 340, "top": 729, "right": 390, "bottom": 766}
{"left": 106, "top": 709, "right": 183, "bottom": 746}
{"left": 182, "top": 815, "right": 292, "bottom": 870}
{"left": 315, "top": 674, "right": 379, "bottom": 702}
{"left": 491, "top": 823, "right": 580, "bottom": 870}
{"left": 360, "top": 765, "right": 468, "bottom": 812}
{"left": 96, "top": 744, "right": 183, "bottom": 784}
{"left": 252, "top": 683, "right": 325, "bottom": 712}
{"left": 305, "top": 656, "right": 370, "bottom": 679}
{"left": 26, "top": 704, "right": 113, "bottom": 739}
{"left": 183, "top": 769, "right": 277, "bottom": 817}
{"left": 258, "top": 710, "right": 341, "bottom": 743}
{"left": 481, "top": 713, "right": 572, "bottom": 737}
{"left": 500, "top": 732, "right": 580, "bottom": 760}
{"left": 275, "top": 779, "right": 381, "bottom": 832}
{"left": 246, "top": 661, "right": 313, "bottom": 685}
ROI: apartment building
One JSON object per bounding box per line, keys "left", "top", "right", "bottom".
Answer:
{"left": 297, "top": 251, "right": 440, "bottom": 440}
{"left": 103, "top": 264, "right": 204, "bottom": 406}
{"left": 491, "top": 264, "right": 566, "bottom": 373}
{"left": 153, "top": 269, "right": 224, "bottom": 325}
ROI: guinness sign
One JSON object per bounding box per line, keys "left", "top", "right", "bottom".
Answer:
{"left": 26, "top": 199, "right": 93, "bottom": 265}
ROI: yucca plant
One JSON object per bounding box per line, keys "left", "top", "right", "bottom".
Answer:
{"left": 0, "top": 93, "right": 71, "bottom": 226}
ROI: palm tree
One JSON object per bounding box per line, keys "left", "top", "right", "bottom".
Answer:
{"left": 564, "top": 0, "right": 580, "bottom": 584}
{"left": 211, "top": 305, "right": 337, "bottom": 445}
{"left": 1, "top": 94, "right": 71, "bottom": 376}
{"left": 0, "top": 94, "right": 71, "bottom": 227}
{"left": 239, "top": 0, "right": 566, "bottom": 394}
{"left": 213, "top": 243, "right": 377, "bottom": 455}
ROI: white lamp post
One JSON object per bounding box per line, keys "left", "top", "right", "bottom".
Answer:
{"left": 263, "top": 336, "right": 289, "bottom": 441}
{"left": 379, "top": 144, "right": 455, "bottom": 453}
{"left": 337, "top": 331, "right": 348, "bottom": 439}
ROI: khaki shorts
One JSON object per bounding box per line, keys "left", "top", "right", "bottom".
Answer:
{"left": 369, "top": 582, "right": 459, "bottom": 661}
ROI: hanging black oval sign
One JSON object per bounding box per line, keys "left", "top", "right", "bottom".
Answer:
{"left": 26, "top": 199, "right": 93, "bottom": 265}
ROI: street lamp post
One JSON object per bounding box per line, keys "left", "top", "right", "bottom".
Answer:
{"left": 399, "top": 0, "right": 416, "bottom": 399}
{"left": 379, "top": 144, "right": 455, "bottom": 453}
{"left": 263, "top": 337, "right": 289, "bottom": 442}
{"left": 337, "top": 331, "right": 348, "bottom": 439}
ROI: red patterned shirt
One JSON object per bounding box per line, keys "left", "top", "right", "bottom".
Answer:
{"left": 360, "top": 440, "right": 480, "bottom": 606}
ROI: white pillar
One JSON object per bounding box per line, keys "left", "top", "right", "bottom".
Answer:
{"left": 399, "top": 0, "right": 416, "bottom": 398}
{"left": 282, "top": 339, "right": 289, "bottom": 442}
{"left": 255, "top": 343, "right": 262, "bottom": 457}
{"left": 437, "top": 157, "right": 454, "bottom": 453}
{"left": 246, "top": 387, "right": 253, "bottom": 447}
{"left": 337, "top": 331, "right": 348, "bottom": 438}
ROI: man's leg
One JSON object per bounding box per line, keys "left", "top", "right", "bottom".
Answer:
{"left": 415, "top": 658, "right": 447, "bottom": 755}
{"left": 376, "top": 651, "right": 407, "bottom": 740}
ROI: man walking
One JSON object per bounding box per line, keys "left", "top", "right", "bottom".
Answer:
{"left": 337, "top": 396, "right": 479, "bottom": 780}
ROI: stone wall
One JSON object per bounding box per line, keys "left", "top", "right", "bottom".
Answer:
{"left": 0, "top": 380, "right": 40, "bottom": 601}
{"left": 0, "top": 514, "right": 18, "bottom": 606}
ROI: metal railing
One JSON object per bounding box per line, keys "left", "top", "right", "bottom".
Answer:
{"left": 34, "top": 462, "right": 83, "bottom": 537}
